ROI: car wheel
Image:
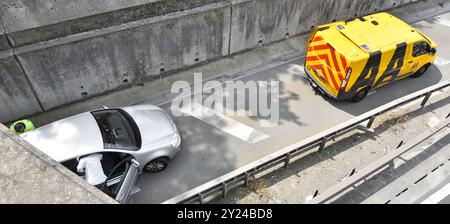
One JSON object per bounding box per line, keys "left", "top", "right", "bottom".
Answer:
{"left": 411, "top": 64, "right": 430, "bottom": 78}
{"left": 351, "top": 87, "right": 370, "bottom": 103}
{"left": 144, "top": 158, "right": 169, "bottom": 173}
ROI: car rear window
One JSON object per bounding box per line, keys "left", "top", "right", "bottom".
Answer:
{"left": 91, "top": 109, "right": 141, "bottom": 151}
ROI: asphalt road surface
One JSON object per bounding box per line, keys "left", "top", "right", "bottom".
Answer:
{"left": 127, "top": 11, "right": 450, "bottom": 203}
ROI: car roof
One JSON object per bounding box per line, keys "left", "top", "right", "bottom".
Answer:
{"left": 341, "top": 13, "right": 422, "bottom": 50}
{"left": 21, "top": 112, "right": 104, "bottom": 162}
{"left": 316, "top": 13, "right": 424, "bottom": 58}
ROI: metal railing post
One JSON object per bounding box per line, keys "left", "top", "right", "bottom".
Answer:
{"left": 421, "top": 92, "right": 432, "bottom": 108}
{"left": 284, "top": 153, "right": 292, "bottom": 169}
{"left": 319, "top": 137, "right": 328, "bottom": 152}
{"left": 222, "top": 183, "right": 228, "bottom": 199}
{"left": 367, "top": 116, "right": 376, "bottom": 128}
{"left": 198, "top": 193, "right": 204, "bottom": 204}
{"left": 244, "top": 172, "right": 250, "bottom": 187}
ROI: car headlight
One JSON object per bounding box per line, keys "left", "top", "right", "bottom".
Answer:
{"left": 171, "top": 133, "right": 181, "bottom": 148}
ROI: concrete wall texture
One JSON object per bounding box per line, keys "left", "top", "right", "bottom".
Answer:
{"left": 0, "top": 0, "right": 446, "bottom": 123}
{"left": 0, "top": 124, "right": 117, "bottom": 203}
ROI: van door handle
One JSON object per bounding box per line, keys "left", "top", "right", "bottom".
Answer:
{"left": 408, "top": 61, "right": 414, "bottom": 64}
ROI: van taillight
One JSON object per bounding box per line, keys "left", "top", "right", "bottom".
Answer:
{"left": 340, "top": 68, "right": 352, "bottom": 91}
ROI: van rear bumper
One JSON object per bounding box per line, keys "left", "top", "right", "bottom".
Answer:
{"left": 304, "top": 66, "right": 340, "bottom": 100}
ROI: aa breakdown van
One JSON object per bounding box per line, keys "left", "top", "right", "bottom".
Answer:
{"left": 305, "top": 12, "right": 437, "bottom": 102}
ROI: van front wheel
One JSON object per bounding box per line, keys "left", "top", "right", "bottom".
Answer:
{"left": 411, "top": 64, "right": 430, "bottom": 78}
{"left": 351, "top": 88, "right": 369, "bottom": 103}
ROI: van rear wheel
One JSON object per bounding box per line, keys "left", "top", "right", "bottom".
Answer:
{"left": 411, "top": 64, "right": 430, "bottom": 78}
{"left": 351, "top": 88, "right": 369, "bottom": 103}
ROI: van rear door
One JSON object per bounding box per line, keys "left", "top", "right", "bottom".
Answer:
{"left": 305, "top": 33, "right": 349, "bottom": 97}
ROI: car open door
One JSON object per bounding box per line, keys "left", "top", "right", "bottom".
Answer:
{"left": 115, "top": 159, "right": 139, "bottom": 203}
{"left": 101, "top": 158, "right": 140, "bottom": 204}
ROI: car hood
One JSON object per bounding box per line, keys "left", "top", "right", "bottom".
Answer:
{"left": 122, "top": 106, "right": 177, "bottom": 147}
{"left": 21, "top": 112, "right": 103, "bottom": 162}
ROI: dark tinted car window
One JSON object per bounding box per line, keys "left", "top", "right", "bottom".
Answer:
{"left": 413, "top": 41, "right": 429, "bottom": 57}
{"left": 91, "top": 109, "right": 141, "bottom": 151}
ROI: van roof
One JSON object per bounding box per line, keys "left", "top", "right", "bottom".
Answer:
{"left": 315, "top": 13, "right": 425, "bottom": 58}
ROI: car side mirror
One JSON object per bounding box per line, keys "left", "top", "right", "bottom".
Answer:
{"left": 429, "top": 48, "right": 436, "bottom": 55}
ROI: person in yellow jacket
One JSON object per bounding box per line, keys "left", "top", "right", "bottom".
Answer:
{"left": 9, "top": 119, "right": 35, "bottom": 135}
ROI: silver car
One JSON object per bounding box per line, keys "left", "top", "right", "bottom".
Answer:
{"left": 22, "top": 104, "right": 181, "bottom": 173}
{"left": 21, "top": 105, "right": 181, "bottom": 202}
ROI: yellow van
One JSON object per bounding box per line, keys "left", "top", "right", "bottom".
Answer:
{"left": 304, "top": 12, "right": 437, "bottom": 102}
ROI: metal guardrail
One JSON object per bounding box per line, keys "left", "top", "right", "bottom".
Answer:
{"left": 162, "top": 80, "right": 450, "bottom": 204}
{"left": 307, "top": 114, "right": 450, "bottom": 204}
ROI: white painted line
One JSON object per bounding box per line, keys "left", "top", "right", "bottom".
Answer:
{"left": 436, "top": 57, "right": 450, "bottom": 66}
{"left": 421, "top": 183, "right": 450, "bottom": 204}
{"left": 436, "top": 18, "right": 450, "bottom": 27}
{"left": 178, "top": 102, "right": 270, "bottom": 144}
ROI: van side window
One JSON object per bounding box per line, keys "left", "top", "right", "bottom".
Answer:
{"left": 412, "top": 41, "right": 429, "bottom": 57}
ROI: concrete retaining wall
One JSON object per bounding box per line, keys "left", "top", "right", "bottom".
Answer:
{"left": 229, "top": 0, "right": 420, "bottom": 53}
{"left": 0, "top": 56, "right": 42, "bottom": 123}
{"left": 16, "top": 5, "right": 229, "bottom": 110}
{"left": 0, "top": 124, "right": 117, "bottom": 203}
{"left": 0, "top": 0, "right": 445, "bottom": 123}
{"left": 0, "top": 0, "right": 226, "bottom": 47}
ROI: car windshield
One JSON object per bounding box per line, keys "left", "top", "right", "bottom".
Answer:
{"left": 91, "top": 109, "right": 141, "bottom": 151}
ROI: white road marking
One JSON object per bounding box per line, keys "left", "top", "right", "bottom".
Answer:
{"left": 287, "top": 64, "right": 305, "bottom": 76}
{"left": 178, "top": 102, "right": 270, "bottom": 144}
{"left": 436, "top": 17, "right": 450, "bottom": 27}
{"left": 421, "top": 183, "right": 450, "bottom": 204}
{"left": 435, "top": 57, "right": 450, "bottom": 66}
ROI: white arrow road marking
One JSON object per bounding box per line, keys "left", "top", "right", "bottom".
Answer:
{"left": 178, "top": 102, "right": 270, "bottom": 144}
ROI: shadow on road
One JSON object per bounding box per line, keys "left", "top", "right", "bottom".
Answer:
{"left": 130, "top": 109, "right": 236, "bottom": 204}
{"left": 329, "top": 65, "right": 443, "bottom": 115}
{"left": 214, "top": 94, "right": 450, "bottom": 204}
{"left": 131, "top": 67, "right": 307, "bottom": 203}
